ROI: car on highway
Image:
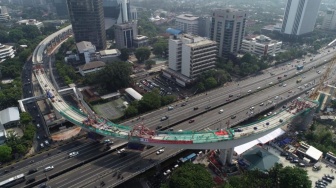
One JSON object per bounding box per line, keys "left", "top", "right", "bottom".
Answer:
{"left": 219, "top": 109, "right": 224, "bottom": 114}
{"left": 250, "top": 107, "right": 254, "bottom": 111}
{"left": 104, "top": 139, "right": 113, "bottom": 144}
{"left": 229, "top": 94, "right": 233, "bottom": 97}
{"left": 205, "top": 106, "right": 211, "bottom": 110}
{"left": 44, "top": 166, "right": 54, "bottom": 172}
{"left": 234, "top": 128, "right": 243, "bottom": 132}
{"left": 269, "top": 82, "right": 273, "bottom": 85}
{"left": 267, "top": 112, "right": 272, "bottom": 116}
{"left": 156, "top": 125, "right": 163, "bottom": 130}
{"left": 194, "top": 107, "right": 199, "bottom": 110}
{"left": 257, "top": 87, "right": 261, "bottom": 90}
{"left": 247, "top": 90, "right": 252, "bottom": 93}
{"left": 259, "top": 103, "right": 264, "bottom": 106}
{"left": 189, "top": 119, "right": 195, "bottom": 123}
{"left": 283, "top": 84, "right": 287, "bottom": 87}
{"left": 168, "top": 106, "right": 174, "bottom": 111}
{"left": 40, "top": 143, "right": 44, "bottom": 148}
{"left": 26, "top": 177, "right": 36, "bottom": 184}
{"left": 69, "top": 151, "right": 79, "bottom": 158}
{"left": 118, "top": 148, "right": 126, "bottom": 153}
{"left": 275, "top": 96, "right": 279, "bottom": 100}
{"left": 28, "top": 168, "right": 38, "bottom": 174}
{"left": 156, "top": 148, "right": 165, "bottom": 155}
{"left": 44, "top": 140, "right": 49, "bottom": 145}
{"left": 181, "top": 103, "right": 187, "bottom": 107}
{"left": 161, "top": 116, "right": 169, "bottom": 121}
{"left": 226, "top": 98, "right": 231, "bottom": 101}
{"left": 231, "top": 115, "right": 236, "bottom": 119}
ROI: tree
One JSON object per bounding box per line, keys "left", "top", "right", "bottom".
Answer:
{"left": 119, "top": 48, "right": 130, "bottom": 61}
{"left": 8, "top": 29, "right": 24, "bottom": 42}
{"left": 153, "top": 40, "right": 168, "bottom": 57}
{"left": 20, "top": 112, "right": 33, "bottom": 125}
{"left": 145, "top": 60, "right": 156, "bottom": 69}
{"left": 0, "top": 145, "right": 12, "bottom": 162}
{"left": 196, "top": 82, "right": 205, "bottom": 92}
{"left": 278, "top": 166, "right": 311, "bottom": 188}
{"left": 205, "top": 77, "right": 217, "bottom": 89}
{"left": 124, "top": 105, "right": 138, "bottom": 117}
{"left": 138, "top": 89, "right": 161, "bottom": 111}
{"left": 135, "top": 47, "right": 151, "bottom": 63}
{"left": 166, "top": 163, "right": 214, "bottom": 188}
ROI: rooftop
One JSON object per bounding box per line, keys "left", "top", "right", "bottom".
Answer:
{"left": 242, "top": 146, "right": 280, "bottom": 171}
{"left": 76, "top": 41, "right": 96, "bottom": 52}
{"left": 100, "top": 49, "right": 120, "bottom": 56}
{"left": 79, "top": 61, "right": 106, "bottom": 71}
{"left": 0, "top": 107, "right": 19, "bottom": 125}
{"left": 176, "top": 14, "right": 199, "bottom": 21}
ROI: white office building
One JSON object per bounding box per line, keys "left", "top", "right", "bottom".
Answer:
{"left": 241, "top": 35, "right": 282, "bottom": 56}
{"left": 168, "top": 34, "right": 217, "bottom": 79}
{"left": 322, "top": 9, "right": 336, "bottom": 30}
{"left": 175, "top": 14, "right": 199, "bottom": 35}
{"left": 281, "top": 0, "right": 321, "bottom": 35}
{"left": 0, "top": 43, "right": 15, "bottom": 63}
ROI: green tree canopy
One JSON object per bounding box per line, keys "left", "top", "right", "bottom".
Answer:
{"left": 119, "top": 48, "right": 130, "bottom": 61}
{"left": 0, "top": 145, "right": 12, "bottom": 162}
{"left": 145, "top": 60, "right": 156, "bottom": 69}
{"left": 138, "top": 89, "right": 161, "bottom": 111}
{"left": 135, "top": 47, "right": 151, "bottom": 63}
{"left": 205, "top": 77, "right": 217, "bottom": 89}
{"left": 152, "top": 39, "right": 168, "bottom": 57}
{"left": 278, "top": 166, "right": 311, "bottom": 188}
{"left": 20, "top": 112, "right": 33, "bottom": 125}
{"left": 166, "top": 163, "right": 214, "bottom": 188}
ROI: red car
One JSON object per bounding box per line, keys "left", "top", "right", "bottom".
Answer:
{"left": 189, "top": 119, "right": 195, "bottom": 123}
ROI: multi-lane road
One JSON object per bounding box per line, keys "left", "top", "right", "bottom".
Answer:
{"left": 7, "top": 26, "right": 336, "bottom": 187}
{"left": 20, "top": 50, "right": 334, "bottom": 187}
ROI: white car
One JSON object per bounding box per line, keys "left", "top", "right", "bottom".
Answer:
{"left": 257, "top": 87, "right": 261, "bottom": 90}
{"left": 163, "top": 169, "right": 171, "bottom": 176}
{"left": 104, "top": 139, "right": 113, "bottom": 144}
{"left": 36, "top": 124, "right": 40, "bottom": 128}
{"left": 248, "top": 90, "right": 252, "bottom": 93}
{"left": 259, "top": 103, "right": 264, "bottom": 106}
{"left": 219, "top": 109, "right": 224, "bottom": 114}
{"left": 269, "top": 82, "right": 273, "bottom": 85}
{"left": 275, "top": 96, "right": 279, "bottom": 100}
{"left": 267, "top": 112, "right": 272, "bottom": 116}
{"left": 250, "top": 107, "right": 254, "bottom": 111}
{"left": 283, "top": 84, "right": 287, "bottom": 87}
{"left": 156, "top": 148, "right": 165, "bottom": 155}
{"left": 117, "top": 148, "right": 126, "bottom": 154}
{"left": 44, "top": 166, "right": 54, "bottom": 172}
{"left": 69, "top": 151, "right": 79, "bottom": 158}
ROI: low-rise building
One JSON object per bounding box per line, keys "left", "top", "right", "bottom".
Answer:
{"left": 0, "top": 107, "right": 20, "bottom": 128}
{"left": 17, "top": 19, "right": 44, "bottom": 30}
{"left": 0, "top": 43, "right": 15, "bottom": 62}
{"left": 241, "top": 35, "right": 282, "bottom": 56}
{"left": 99, "top": 49, "right": 120, "bottom": 62}
{"left": 125, "top": 88, "right": 142, "bottom": 101}
{"left": 76, "top": 41, "right": 96, "bottom": 64}
{"left": 78, "top": 61, "right": 106, "bottom": 76}
{"left": 133, "top": 35, "right": 149, "bottom": 48}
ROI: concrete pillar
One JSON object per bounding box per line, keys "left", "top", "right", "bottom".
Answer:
{"left": 219, "top": 148, "right": 234, "bottom": 165}
{"left": 52, "top": 104, "right": 62, "bottom": 119}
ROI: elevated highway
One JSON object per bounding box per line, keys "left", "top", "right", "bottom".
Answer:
{"left": 31, "top": 27, "right": 320, "bottom": 150}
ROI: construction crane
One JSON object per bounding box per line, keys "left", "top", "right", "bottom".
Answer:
{"left": 309, "top": 55, "right": 336, "bottom": 100}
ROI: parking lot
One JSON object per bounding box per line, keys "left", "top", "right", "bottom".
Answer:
{"left": 267, "top": 145, "right": 335, "bottom": 187}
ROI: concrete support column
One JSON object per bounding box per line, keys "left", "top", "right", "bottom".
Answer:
{"left": 219, "top": 148, "right": 234, "bottom": 165}
{"left": 52, "top": 104, "right": 62, "bottom": 119}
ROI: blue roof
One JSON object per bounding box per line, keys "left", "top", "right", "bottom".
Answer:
{"left": 166, "top": 28, "right": 182, "bottom": 36}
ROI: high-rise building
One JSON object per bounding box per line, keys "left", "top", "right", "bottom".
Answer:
{"left": 103, "top": 0, "right": 134, "bottom": 26}
{"left": 175, "top": 14, "right": 199, "bottom": 35}
{"left": 0, "top": 6, "right": 10, "bottom": 22}
{"left": 198, "top": 16, "right": 212, "bottom": 38}
{"left": 168, "top": 34, "right": 217, "bottom": 79}
{"left": 114, "top": 21, "right": 138, "bottom": 49}
{"left": 210, "top": 8, "right": 247, "bottom": 58}
{"left": 322, "top": 9, "right": 336, "bottom": 30}
{"left": 52, "top": 0, "right": 68, "bottom": 18}
{"left": 281, "top": 0, "right": 321, "bottom": 36}
{"left": 67, "top": 0, "right": 107, "bottom": 50}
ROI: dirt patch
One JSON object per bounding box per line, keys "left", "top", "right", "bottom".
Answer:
{"left": 51, "top": 127, "right": 82, "bottom": 141}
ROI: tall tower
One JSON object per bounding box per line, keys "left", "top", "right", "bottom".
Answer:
{"left": 281, "top": 0, "right": 321, "bottom": 36}
{"left": 210, "top": 9, "right": 247, "bottom": 58}
{"left": 67, "top": 0, "right": 107, "bottom": 50}
{"left": 322, "top": 9, "right": 336, "bottom": 30}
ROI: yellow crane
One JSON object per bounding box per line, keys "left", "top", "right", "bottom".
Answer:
{"left": 309, "top": 55, "right": 336, "bottom": 100}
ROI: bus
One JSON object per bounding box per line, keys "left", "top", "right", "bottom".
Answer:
{"left": 179, "top": 153, "right": 197, "bottom": 163}
{"left": 0, "top": 173, "right": 25, "bottom": 188}
{"left": 297, "top": 65, "right": 304, "bottom": 71}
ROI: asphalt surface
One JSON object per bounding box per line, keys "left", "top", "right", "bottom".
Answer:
{"left": 13, "top": 32, "right": 335, "bottom": 188}
{"left": 33, "top": 50, "right": 336, "bottom": 188}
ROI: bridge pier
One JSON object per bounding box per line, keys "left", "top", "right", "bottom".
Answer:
{"left": 219, "top": 148, "right": 234, "bottom": 165}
